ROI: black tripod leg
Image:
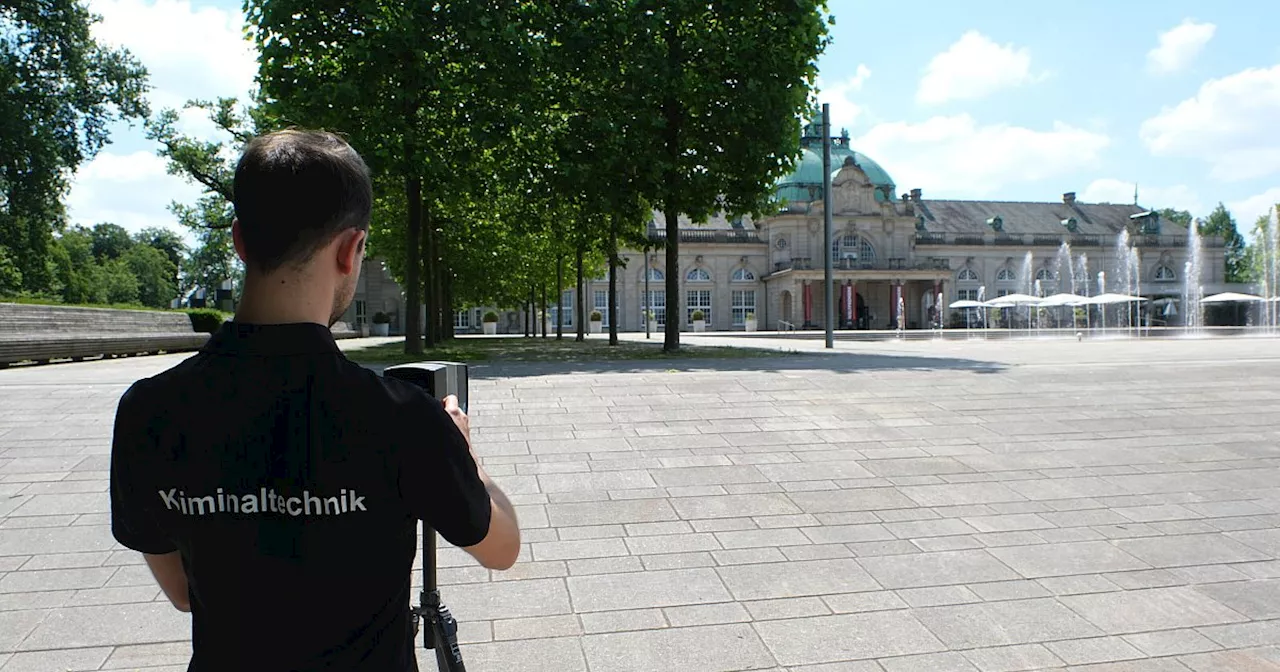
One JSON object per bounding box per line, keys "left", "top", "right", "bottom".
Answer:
{"left": 427, "top": 591, "right": 465, "bottom": 671}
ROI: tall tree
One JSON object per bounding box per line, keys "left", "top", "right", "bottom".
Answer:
{"left": 609, "top": 1, "right": 831, "bottom": 351}
{"left": 1, "top": 0, "right": 149, "bottom": 293}
{"left": 1200, "top": 203, "right": 1248, "bottom": 284}
{"left": 90, "top": 222, "right": 134, "bottom": 261}
{"left": 1157, "top": 208, "right": 1193, "bottom": 231}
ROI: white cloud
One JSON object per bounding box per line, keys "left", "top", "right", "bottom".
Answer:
{"left": 66, "top": 151, "right": 204, "bottom": 239}
{"left": 1139, "top": 64, "right": 1280, "bottom": 182}
{"left": 1229, "top": 187, "right": 1280, "bottom": 228}
{"left": 815, "top": 65, "right": 871, "bottom": 130}
{"left": 916, "top": 31, "right": 1040, "bottom": 105}
{"left": 87, "top": 0, "right": 257, "bottom": 138}
{"left": 852, "top": 115, "right": 1109, "bottom": 197}
{"left": 1147, "top": 20, "right": 1216, "bottom": 75}
{"left": 1081, "top": 179, "right": 1204, "bottom": 215}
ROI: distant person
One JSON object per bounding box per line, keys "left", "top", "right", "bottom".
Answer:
{"left": 109, "top": 129, "right": 521, "bottom": 671}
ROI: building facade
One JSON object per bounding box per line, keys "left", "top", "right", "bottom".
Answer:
{"left": 343, "top": 123, "right": 1229, "bottom": 335}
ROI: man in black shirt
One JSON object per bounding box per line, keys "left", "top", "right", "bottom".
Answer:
{"left": 109, "top": 129, "right": 521, "bottom": 671}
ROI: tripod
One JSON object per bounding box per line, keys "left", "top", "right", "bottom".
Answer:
{"left": 410, "top": 525, "right": 466, "bottom": 671}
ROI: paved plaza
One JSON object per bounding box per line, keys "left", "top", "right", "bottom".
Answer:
{"left": 3, "top": 335, "right": 1280, "bottom": 671}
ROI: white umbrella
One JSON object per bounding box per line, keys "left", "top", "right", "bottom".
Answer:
{"left": 948, "top": 300, "right": 986, "bottom": 309}
{"left": 1039, "top": 293, "right": 1087, "bottom": 307}
{"left": 985, "top": 293, "right": 1043, "bottom": 307}
{"left": 1084, "top": 293, "right": 1148, "bottom": 305}
{"left": 1200, "top": 292, "right": 1266, "bottom": 303}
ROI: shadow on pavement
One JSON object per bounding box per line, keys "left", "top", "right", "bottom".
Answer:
{"left": 359, "top": 350, "right": 1007, "bottom": 379}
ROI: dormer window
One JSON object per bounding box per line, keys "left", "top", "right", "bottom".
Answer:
{"left": 986, "top": 216, "right": 1003, "bottom": 232}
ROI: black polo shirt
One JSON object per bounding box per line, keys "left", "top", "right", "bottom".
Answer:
{"left": 109, "top": 321, "right": 492, "bottom": 672}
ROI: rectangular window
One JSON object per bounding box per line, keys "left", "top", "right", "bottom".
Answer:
{"left": 550, "top": 290, "right": 574, "bottom": 328}
{"left": 687, "top": 290, "right": 711, "bottom": 325}
{"left": 453, "top": 310, "right": 471, "bottom": 329}
{"left": 644, "top": 290, "right": 665, "bottom": 326}
{"left": 996, "top": 289, "right": 1012, "bottom": 298}
{"left": 731, "top": 290, "right": 756, "bottom": 326}
{"left": 958, "top": 289, "right": 978, "bottom": 301}
{"left": 593, "top": 290, "right": 610, "bottom": 327}
{"left": 355, "top": 300, "right": 367, "bottom": 326}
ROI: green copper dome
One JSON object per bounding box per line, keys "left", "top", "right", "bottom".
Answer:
{"left": 775, "top": 123, "right": 896, "bottom": 205}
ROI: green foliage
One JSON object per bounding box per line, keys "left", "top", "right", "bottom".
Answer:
{"left": 1158, "top": 208, "right": 1193, "bottom": 230}
{"left": 100, "top": 258, "right": 139, "bottom": 305}
{"left": 90, "top": 223, "right": 134, "bottom": 261}
{"left": 691, "top": 309, "right": 705, "bottom": 321}
{"left": 590, "top": 310, "right": 603, "bottom": 322}
{"left": 0, "top": 245, "right": 23, "bottom": 295}
{"left": 1, "top": 0, "right": 150, "bottom": 293}
{"left": 183, "top": 308, "right": 228, "bottom": 334}
{"left": 1201, "top": 203, "right": 1249, "bottom": 284}
{"left": 122, "top": 244, "right": 177, "bottom": 308}
{"left": 372, "top": 311, "right": 391, "bottom": 324}
{"left": 133, "top": 227, "right": 187, "bottom": 270}
{"left": 483, "top": 311, "right": 499, "bottom": 323}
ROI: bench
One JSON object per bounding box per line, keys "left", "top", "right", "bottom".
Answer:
{"left": 0, "top": 303, "right": 210, "bottom": 367}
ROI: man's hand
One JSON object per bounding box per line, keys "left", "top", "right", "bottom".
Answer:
{"left": 441, "top": 395, "right": 521, "bottom": 570}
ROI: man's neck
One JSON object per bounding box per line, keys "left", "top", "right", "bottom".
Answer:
{"left": 234, "top": 274, "right": 332, "bottom": 326}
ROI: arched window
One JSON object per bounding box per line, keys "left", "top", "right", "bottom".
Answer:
{"left": 732, "top": 268, "right": 755, "bottom": 282}
{"left": 996, "top": 268, "right": 1016, "bottom": 282}
{"left": 958, "top": 268, "right": 979, "bottom": 282}
{"left": 646, "top": 268, "right": 664, "bottom": 281}
{"left": 1155, "top": 265, "right": 1177, "bottom": 281}
{"left": 831, "top": 234, "right": 876, "bottom": 261}
{"left": 686, "top": 268, "right": 711, "bottom": 282}
{"left": 1035, "top": 269, "right": 1055, "bottom": 280}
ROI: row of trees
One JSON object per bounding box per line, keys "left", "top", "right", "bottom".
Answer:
{"left": 1158, "top": 203, "right": 1277, "bottom": 285}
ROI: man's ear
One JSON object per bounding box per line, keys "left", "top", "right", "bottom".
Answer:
{"left": 231, "top": 219, "right": 249, "bottom": 263}
{"left": 336, "top": 229, "right": 366, "bottom": 275}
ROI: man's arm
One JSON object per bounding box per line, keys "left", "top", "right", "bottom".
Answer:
{"left": 144, "top": 552, "right": 191, "bottom": 612}
{"left": 442, "top": 396, "right": 521, "bottom": 570}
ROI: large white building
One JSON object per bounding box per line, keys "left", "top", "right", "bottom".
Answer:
{"left": 343, "top": 122, "right": 1229, "bottom": 335}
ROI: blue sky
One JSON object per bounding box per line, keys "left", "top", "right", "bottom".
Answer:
{"left": 68, "top": 0, "right": 1280, "bottom": 243}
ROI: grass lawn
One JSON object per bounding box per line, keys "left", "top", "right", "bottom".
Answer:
{"left": 346, "top": 335, "right": 792, "bottom": 366}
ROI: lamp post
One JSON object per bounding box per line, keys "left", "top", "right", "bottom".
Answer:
{"left": 822, "top": 103, "right": 834, "bottom": 349}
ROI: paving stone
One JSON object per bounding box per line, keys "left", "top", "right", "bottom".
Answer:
{"left": 1045, "top": 636, "right": 1145, "bottom": 665}
{"left": 782, "top": 544, "right": 854, "bottom": 561}
{"left": 1113, "top": 534, "right": 1270, "bottom": 568}
{"left": 661, "top": 601, "right": 750, "bottom": 627}
{"left": 438, "top": 578, "right": 572, "bottom": 621}
{"left": 453, "top": 636, "right": 588, "bottom": 672}
{"left": 961, "top": 643, "right": 1065, "bottom": 671}
{"left": 755, "top": 611, "right": 947, "bottom": 666}
{"left": 100, "top": 642, "right": 192, "bottom": 669}
{"left": 858, "top": 549, "right": 1019, "bottom": 589}
{"left": 670, "top": 494, "right": 800, "bottom": 519}
{"left": 18, "top": 603, "right": 190, "bottom": 650}
{"left": 968, "top": 580, "right": 1052, "bottom": 602}
{"left": 1036, "top": 574, "right": 1122, "bottom": 596}
{"left": 1178, "top": 648, "right": 1280, "bottom": 671}
{"left": 803, "top": 524, "right": 896, "bottom": 545}
{"left": 492, "top": 614, "right": 582, "bottom": 641}
{"left": 623, "top": 532, "right": 722, "bottom": 555}
{"left": 582, "top": 623, "right": 775, "bottom": 672}
{"left": 568, "top": 568, "right": 730, "bottom": 612}
{"left": 879, "top": 651, "right": 980, "bottom": 671}
{"left": 545, "top": 499, "right": 678, "bottom": 527}
{"left": 566, "top": 556, "right": 643, "bottom": 576}
{"left": 578, "top": 609, "right": 667, "bottom": 634}
{"left": 0, "top": 647, "right": 113, "bottom": 672}
{"left": 1193, "top": 580, "right": 1280, "bottom": 619}
{"left": 823, "top": 590, "right": 909, "bottom": 614}
{"left": 1197, "top": 620, "right": 1280, "bottom": 648}
{"left": 896, "top": 585, "right": 982, "bottom": 608}
{"left": 987, "top": 541, "right": 1150, "bottom": 578}
{"left": 640, "top": 552, "right": 716, "bottom": 571}
{"left": 714, "top": 528, "right": 810, "bottom": 549}
{"left": 788, "top": 488, "right": 921, "bottom": 513}
{"left": 1122, "top": 629, "right": 1223, "bottom": 657}
{"left": 912, "top": 598, "right": 1103, "bottom": 648}
{"left": 1059, "top": 586, "right": 1250, "bottom": 634}
{"left": 717, "top": 558, "right": 879, "bottom": 601}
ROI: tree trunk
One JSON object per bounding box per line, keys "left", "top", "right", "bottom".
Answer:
{"left": 541, "top": 282, "right": 548, "bottom": 338}
{"left": 439, "top": 262, "right": 451, "bottom": 343}
{"left": 662, "top": 16, "right": 683, "bottom": 353}
{"left": 422, "top": 206, "right": 435, "bottom": 349}
{"left": 575, "top": 240, "right": 586, "bottom": 342}
{"left": 608, "top": 214, "right": 619, "bottom": 346}
{"left": 404, "top": 174, "right": 423, "bottom": 354}
{"left": 556, "top": 254, "right": 564, "bottom": 340}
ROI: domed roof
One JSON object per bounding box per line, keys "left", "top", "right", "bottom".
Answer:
{"left": 775, "top": 129, "right": 896, "bottom": 205}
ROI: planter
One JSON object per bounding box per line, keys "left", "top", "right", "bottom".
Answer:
{"left": 647, "top": 320, "right": 657, "bottom": 333}
{"left": 483, "top": 322, "right": 498, "bottom": 335}
{"left": 590, "top": 320, "right": 603, "bottom": 334}
{"left": 693, "top": 320, "right": 705, "bottom": 333}
{"left": 371, "top": 323, "right": 389, "bottom": 337}
{"left": 744, "top": 319, "right": 757, "bottom": 332}
{"left": 360, "top": 323, "right": 370, "bottom": 337}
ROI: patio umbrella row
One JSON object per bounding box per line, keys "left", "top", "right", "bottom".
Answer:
{"left": 949, "top": 292, "right": 1275, "bottom": 310}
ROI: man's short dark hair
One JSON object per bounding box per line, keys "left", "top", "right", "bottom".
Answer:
{"left": 233, "top": 129, "right": 373, "bottom": 273}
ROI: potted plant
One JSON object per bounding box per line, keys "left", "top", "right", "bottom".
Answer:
{"left": 589, "top": 310, "right": 603, "bottom": 333}
{"left": 482, "top": 311, "right": 499, "bottom": 335}
{"left": 744, "top": 311, "right": 757, "bottom": 332}
{"left": 691, "top": 309, "right": 706, "bottom": 333}
{"left": 371, "top": 311, "right": 390, "bottom": 336}
{"left": 645, "top": 310, "right": 657, "bottom": 333}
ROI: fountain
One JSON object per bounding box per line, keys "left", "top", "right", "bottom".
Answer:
{"left": 1056, "top": 242, "right": 1076, "bottom": 295}
{"left": 1264, "top": 204, "right": 1274, "bottom": 330}
{"left": 1183, "top": 219, "right": 1204, "bottom": 333}
{"left": 1115, "top": 229, "right": 1141, "bottom": 333}
{"left": 896, "top": 292, "right": 906, "bottom": 334}
{"left": 1079, "top": 253, "right": 1090, "bottom": 330}
{"left": 1098, "top": 271, "right": 1107, "bottom": 332}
